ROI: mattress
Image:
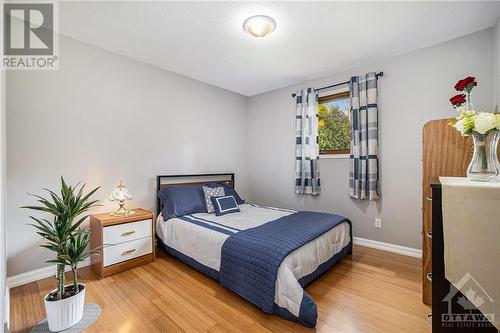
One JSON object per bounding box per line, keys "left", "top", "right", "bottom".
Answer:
{"left": 156, "top": 203, "right": 351, "bottom": 322}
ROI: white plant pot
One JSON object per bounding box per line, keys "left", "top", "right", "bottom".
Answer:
{"left": 44, "top": 284, "right": 86, "bottom": 332}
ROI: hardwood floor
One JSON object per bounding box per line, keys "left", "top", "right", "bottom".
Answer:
{"left": 9, "top": 245, "right": 431, "bottom": 333}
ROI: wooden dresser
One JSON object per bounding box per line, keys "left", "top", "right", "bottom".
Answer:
{"left": 422, "top": 119, "right": 472, "bottom": 305}
{"left": 90, "top": 208, "right": 155, "bottom": 278}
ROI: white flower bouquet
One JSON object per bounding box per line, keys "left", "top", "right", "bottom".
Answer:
{"left": 451, "top": 109, "right": 500, "bottom": 136}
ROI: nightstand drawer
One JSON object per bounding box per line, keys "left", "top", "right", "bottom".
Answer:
{"left": 103, "top": 219, "right": 152, "bottom": 245}
{"left": 103, "top": 237, "right": 152, "bottom": 267}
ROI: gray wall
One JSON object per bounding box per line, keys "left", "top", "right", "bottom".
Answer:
{"left": 494, "top": 17, "right": 500, "bottom": 110}
{"left": 246, "top": 28, "right": 494, "bottom": 250}
{"left": 6, "top": 35, "right": 249, "bottom": 276}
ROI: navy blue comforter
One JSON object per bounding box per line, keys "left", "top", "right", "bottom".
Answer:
{"left": 219, "top": 211, "right": 352, "bottom": 327}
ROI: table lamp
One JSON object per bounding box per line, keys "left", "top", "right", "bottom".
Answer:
{"left": 108, "top": 181, "right": 134, "bottom": 216}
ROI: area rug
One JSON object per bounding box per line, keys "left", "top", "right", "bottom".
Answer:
{"left": 30, "top": 303, "right": 101, "bottom": 333}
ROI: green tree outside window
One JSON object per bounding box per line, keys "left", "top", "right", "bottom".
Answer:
{"left": 318, "top": 98, "right": 351, "bottom": 152}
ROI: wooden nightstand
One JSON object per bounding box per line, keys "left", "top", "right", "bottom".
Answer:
{"left": 90, "top": 208, "right": 155, "bottom": 278}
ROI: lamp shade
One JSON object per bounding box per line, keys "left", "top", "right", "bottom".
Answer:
{"left": 109, "top": 181, "right": 134, "bottom": 216}
{"left": 108, "top": 181, "right": 133, "bottom": 202}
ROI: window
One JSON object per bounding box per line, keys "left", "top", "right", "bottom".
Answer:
{"left": 318, "top": 91, "right": 351, "bottom": 156}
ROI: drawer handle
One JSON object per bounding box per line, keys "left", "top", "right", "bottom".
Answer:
{"left": 426, "top": 231, "right": 432, "bottom": 239}
{"left": 427, "top": 313, "right": 432, "bottom": 325}
{"left": 122, "top": 249, "right": 137, "bottom": 255}
{"left": 426, "top": 272, "right": 432, "bottom": 281}
{"left": 426, "top": 196, "right": 432, "bottom": 201}
{"left": 121, "top": 230, "right": 136, "bottom": 237}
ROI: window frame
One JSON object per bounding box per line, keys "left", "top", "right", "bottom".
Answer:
{"left": 318, "top": 90, "right": 351, "bottom": 158}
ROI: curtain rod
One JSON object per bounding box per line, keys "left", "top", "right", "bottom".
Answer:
{"left": 291, "top": 71, "right": 384, "bottom": 98}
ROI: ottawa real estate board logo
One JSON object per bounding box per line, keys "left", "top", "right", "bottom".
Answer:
{"left": 442, "top": 272, "right": 496, "bottom": 329}
{"left": 2, "top": 2, "right": 58, "bottom": 70}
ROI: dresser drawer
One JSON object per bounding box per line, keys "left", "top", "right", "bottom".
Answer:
{"left": 103, "top": 237, "right": 152, "bottom": 267}
{"left": 103, "top": 219, "right": 152, "bottom": 245}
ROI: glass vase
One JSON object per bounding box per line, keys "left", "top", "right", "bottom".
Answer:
{"left": 467, "top": 131, "right": 500, "bottom": 182}
{"left": 494, "top": 131, "right": 500, "bottom": 181}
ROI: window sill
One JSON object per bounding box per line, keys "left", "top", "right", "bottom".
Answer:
{"left": 319, "top": 154, "right": 350, "bottom": 159}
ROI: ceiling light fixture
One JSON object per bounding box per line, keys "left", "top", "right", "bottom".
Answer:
{"left": 243, "top": 15, "right": 276, "bottom": 38}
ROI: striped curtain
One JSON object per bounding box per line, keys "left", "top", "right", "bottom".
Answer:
{"left": 349, "top": 73, "right": 379, "bottom": 200}
{"left": 295, "top": 88, "right": 320, "bottom": 195}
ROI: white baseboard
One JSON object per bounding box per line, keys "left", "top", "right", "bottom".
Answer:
{"left": 353, "top": 237, "right": 422, "bottom": 258}
{"left": 6, "top": 259, "right": 90, "bottom": 289}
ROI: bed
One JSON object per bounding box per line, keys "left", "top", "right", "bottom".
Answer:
{"left": 155, "top": 173, "right": 352, "bottom": 327}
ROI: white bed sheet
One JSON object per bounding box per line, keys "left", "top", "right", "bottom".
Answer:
{"left": 156, "top": 203, "right": 350, "bottom": 316}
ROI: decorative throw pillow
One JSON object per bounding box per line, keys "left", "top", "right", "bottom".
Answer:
{"left": 203, "top": 186, "right": 225, "bottom": 213}
{"left": 210, "top": 195, "right": 240, "bottom": 216}
{"left": 207, "top": 182, "right": 245, "bottom": 205}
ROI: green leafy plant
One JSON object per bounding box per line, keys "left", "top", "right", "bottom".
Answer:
{"left": 56, "top": 229, "right": 99, "bottom": 292}
{"left": 22, "top": 177, "right": 100, "bottom": 300}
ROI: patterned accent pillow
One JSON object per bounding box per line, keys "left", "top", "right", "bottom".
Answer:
{"left": 207, "top": 182, "right": 245, "bottom": 204}
{"left": 210, "top": 195, "right": 240, "bottom": 216}
{"left": 203, "top": 186, "right": 225, "bottom": 213}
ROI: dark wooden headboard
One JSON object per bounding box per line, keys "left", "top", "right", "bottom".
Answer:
{"left": 155, "top": 173, "right": 235, "bottom": 216}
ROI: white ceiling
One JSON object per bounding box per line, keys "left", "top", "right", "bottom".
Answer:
{"left": 59, "top": 1, "right": 500, "bottom": 96}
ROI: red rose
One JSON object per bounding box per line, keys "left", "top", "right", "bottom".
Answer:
{"left": 450, "top": 94, "right": 466, "bottom": 106}
{"left": 454, "top": 76, "right": 477, "bottom": 91}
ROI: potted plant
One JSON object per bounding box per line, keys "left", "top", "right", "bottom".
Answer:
{"left": 23, "top": 177, "right": 99, "bottom": 332}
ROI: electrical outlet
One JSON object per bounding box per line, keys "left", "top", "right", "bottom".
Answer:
{"left": 374, "top": 218, "right": 382, "bottom": 229}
